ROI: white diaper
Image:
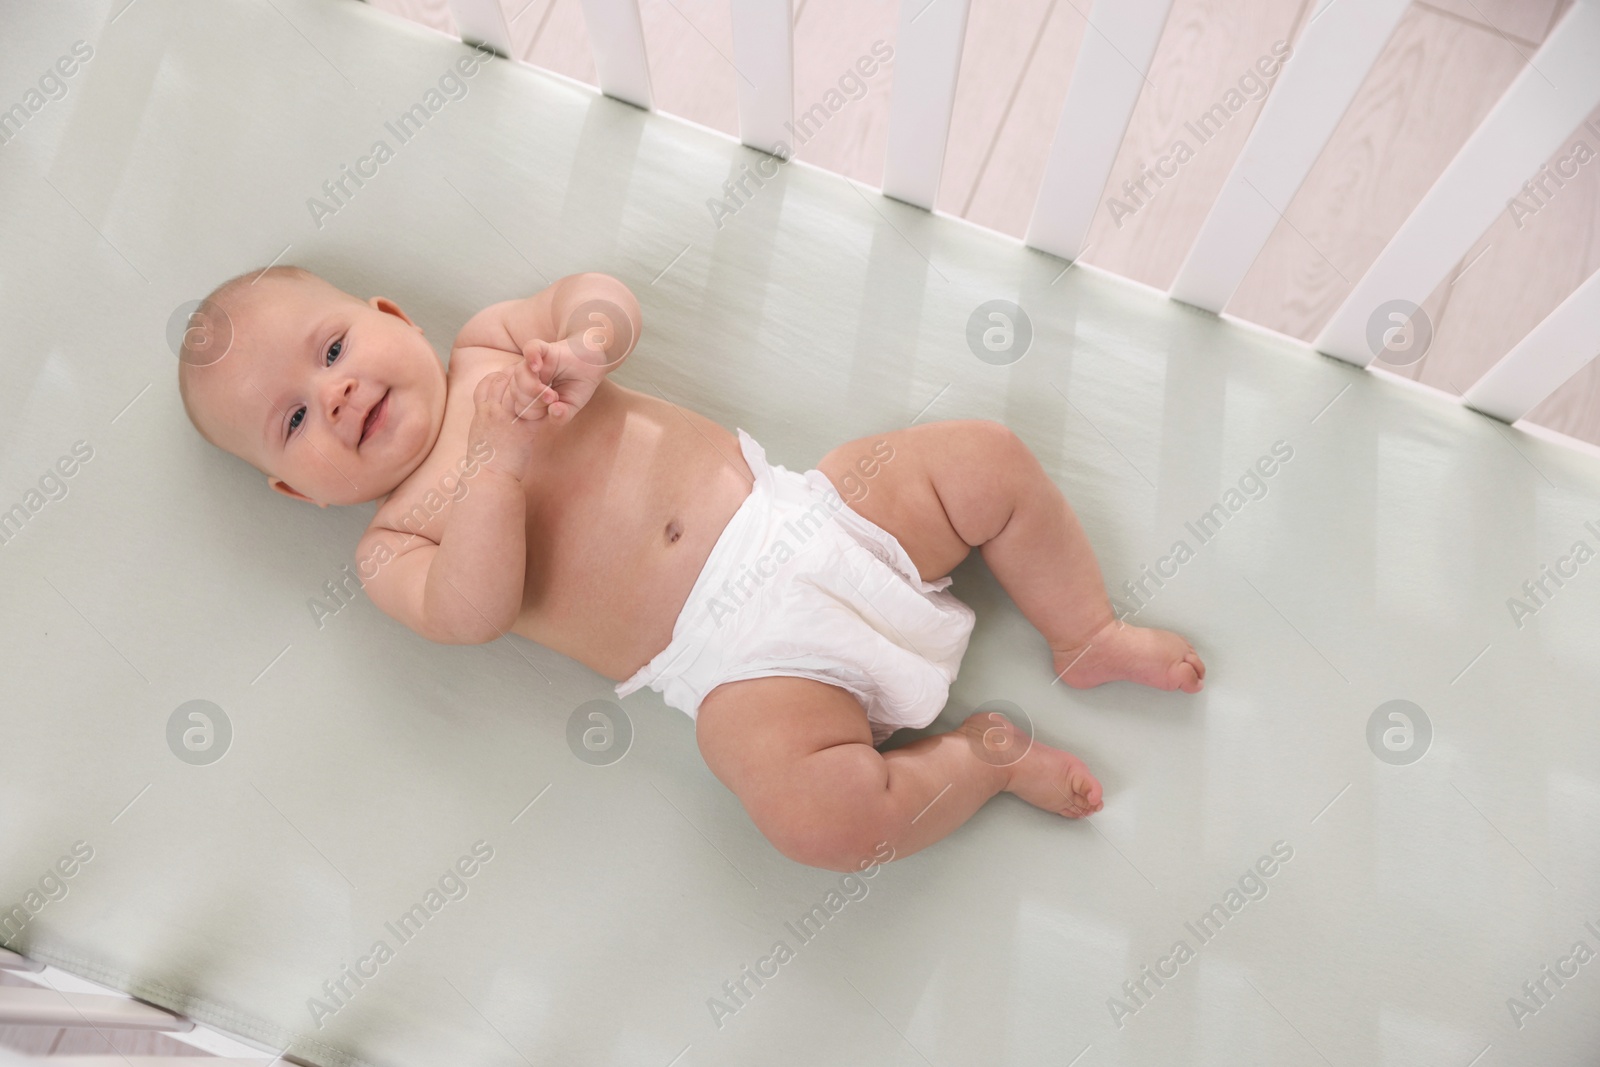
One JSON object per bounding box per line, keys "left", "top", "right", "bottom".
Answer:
{"left": 615, "top": 429, "right": 976, "bottom": 746}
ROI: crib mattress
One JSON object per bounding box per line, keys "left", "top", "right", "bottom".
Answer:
{"left": 3, "top": 1, "right": 1599, "bottom": 1064}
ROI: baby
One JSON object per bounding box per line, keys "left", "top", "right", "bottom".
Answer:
{"left": 177, "top": 267, "right": 1205, "bottom": 871}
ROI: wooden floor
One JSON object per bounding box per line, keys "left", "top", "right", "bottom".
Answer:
{"left": 369, "top": 0, "right": 1600, "bottom": 447}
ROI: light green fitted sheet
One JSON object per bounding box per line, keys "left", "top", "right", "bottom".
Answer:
{"left": 2, "top": 1, "right": 1599, "bottom": 1064}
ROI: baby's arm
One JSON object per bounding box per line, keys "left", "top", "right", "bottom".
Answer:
{"left": 358, "top": 367, "right": 552, "bottom": 644}
{"left": 454, "top": 273, "right": 641, "bottom": 422}
{"left": 364, "top": 274, "right": 640, "bottom": 644}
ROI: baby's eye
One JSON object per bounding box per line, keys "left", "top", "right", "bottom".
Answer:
{"left": 287, "top": 337, "right": 344, "bottom": 438}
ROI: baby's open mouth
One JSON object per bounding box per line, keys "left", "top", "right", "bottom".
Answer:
{"left": 360, "top": 390, "right": 389, "bottom": 445}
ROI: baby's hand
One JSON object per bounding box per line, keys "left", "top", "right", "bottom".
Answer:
{"left": 523, "top": 336, "right": 607, "bottom": 426}
{"left": 468, "top": 366, "right": 555, "bottom": 482}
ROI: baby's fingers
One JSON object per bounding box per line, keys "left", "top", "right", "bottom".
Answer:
{"left": 517, "top": 383, "right": 557, "bottom": 421}
{"left": 523, "top": 337, "right": 549, "bottom": 374}
{"left": 473, "top": 370, "right": 510, "bottom": 407}
{"left": 506, "top": 361, "right": 551, "bottom": 415}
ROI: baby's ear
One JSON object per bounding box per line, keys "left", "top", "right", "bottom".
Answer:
{"left": 369, "top": 296, "right": 420, "bottom": 331}
{"left": 268, "top": 474, "right": 326, "bottom": 508}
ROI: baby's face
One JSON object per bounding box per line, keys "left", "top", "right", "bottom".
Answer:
{"left": 192, "top": 275, "right": 447, "bottom": 505}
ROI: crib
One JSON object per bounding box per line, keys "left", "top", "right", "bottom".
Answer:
{"left": 3, "top": 0, "right": 1599, "bottom": 1063}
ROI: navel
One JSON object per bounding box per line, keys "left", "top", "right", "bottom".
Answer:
{"left": 665, "top": 519, "right": 682, "bottom": 544}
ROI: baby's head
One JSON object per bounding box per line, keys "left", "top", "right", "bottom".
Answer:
{"left": 177, "top": 266, "right": 447, "bottom": 506}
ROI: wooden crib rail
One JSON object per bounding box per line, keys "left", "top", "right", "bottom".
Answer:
{"left": 445, "top": 0, "right": 514, "bottom": 57}
{"left": 880, "top": 0, "right": 970, "bottom": 209}
{"left": 578, "top": 0, "right": 655, "bottom": 107}
{"left": 1313, "top": 0, "right": 1600, "bottom": 367}
{"left": 729, "top": 0, "right": 793, "bottom": 157}
{"left": 1466, "top": 266, "right": 1600, "bottom": 422}
{"left": 1025, "top": 0, "right": 1172, "bottom": 264}
{"left": 0, "top": 951, "right": 42, "bottom": 975}
{"left": 0, "top": 954, "right": 297, "bottom": 1065}
{"left": 376, "top": 0, "right": 1600, "bottom": 446}
{"left": 0, "top": 989, "right": 193, "bottom": 1032}
{"left": 1170, "top": 0, "right": 1412, "bottom": 314}
{"left": 29, "top": 1060, "right": 277, "bottom": 1066}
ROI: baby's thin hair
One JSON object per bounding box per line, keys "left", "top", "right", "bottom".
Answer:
{"left": 176, "top": 264, "right": 318, "bottom": 448}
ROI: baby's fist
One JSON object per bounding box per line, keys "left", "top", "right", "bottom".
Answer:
{"left": 468, "top": 369, "right": 552, "bottom": 481}
{"left": 523, "top": 337, "right": 602, "bottom": 426}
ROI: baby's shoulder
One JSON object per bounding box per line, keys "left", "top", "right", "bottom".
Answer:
{"left": 450, "top": 299, "right": 524, "bottom": 359}
{"left": 446, "top": 303, "right": 526, "bottom": 400}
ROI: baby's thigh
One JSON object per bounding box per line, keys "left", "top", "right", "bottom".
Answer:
{"left": 696, "top": 676, "right": 878, "bottom": 857}
{"left": 816, "top": 419, "right": 1017, "bottom": 583}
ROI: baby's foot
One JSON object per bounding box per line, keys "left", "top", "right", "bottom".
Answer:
{"left": 1051, "top": 618, "right": 1205, "bottom": 693}
{"left": 963, "top": 712, "right": 1103, "bottom": 818}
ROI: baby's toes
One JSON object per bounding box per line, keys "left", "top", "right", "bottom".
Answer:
{"left": 1166, "top": 657, "right": 1202, "bottom": 693}
{"left": 1079, "top": 776, "right": 1104, "bottom": 813}
{"left": 1065, "top": 769, "right": 1103, "bottom": 816}
{"left": 1065, "top": 794, "right": 1101, "bottom": 817}
{"left": 1050, "top": 781, "right": 1085, "bottom": 817}
{"left": 1058, "top": 795, "right": 1092, "bottom": 818}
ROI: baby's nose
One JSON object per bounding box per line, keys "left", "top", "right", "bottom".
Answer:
{"left": 325, "top": 377, "right": 360, "bottom": 435}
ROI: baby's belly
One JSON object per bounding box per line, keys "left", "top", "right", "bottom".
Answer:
{"left": 508, "top": 400, "right": 755, "bottom": 681}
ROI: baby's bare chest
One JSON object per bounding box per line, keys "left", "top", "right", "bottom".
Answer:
{"left": 375, "top": 375, "right": 754, "bottom": 678}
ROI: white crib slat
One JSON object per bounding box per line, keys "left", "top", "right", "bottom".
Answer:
{"left": 578, "top": 0, "right": 654, "bottom": 110}
{"left": 730, "top": 0, "right": 793, "bottom": 156}
{"left": 46, "top": 1059, "right": 278, "bottom": 1065}
{"left": 447, "top": 0, "right": 513, "bottom": 56}
{"left": 1024, "top": 0, "right": 1173, "bottom": 262}
{"left": 5, "top": 964, "right": 285, "bottom": 1059}
{"left": 1169, "top": 0, "right": 1409, "bottom": 312}
{"left": 881, "top": 0, "right": 972, "bottom": 209}
{"left": 0, "top": 987, "right": 194, "bottom": 1031}
{"left": 1463, "top": 267, "right": 1600, "bottom": 423}
{"left": 1314, "top": 0, "right": 1600, "bottom": 366}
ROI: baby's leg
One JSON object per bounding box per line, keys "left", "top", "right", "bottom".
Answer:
{"left": 818, "top": 420, "right": 1204, "bottom": 692}
{"left": 695, "top": 675, "right": 1102, "bottom": 870}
